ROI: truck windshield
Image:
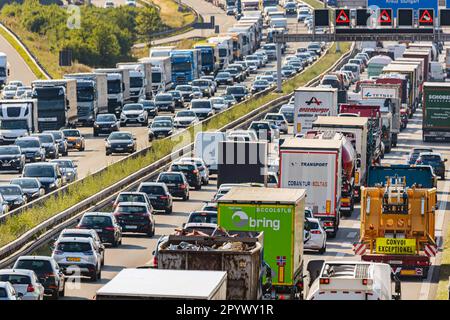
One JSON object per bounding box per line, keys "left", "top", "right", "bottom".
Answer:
{"left": 172, "top": 62, "right": 192, "bottom": 72}
{"left": 0, "top": 68, "right": 5, "bottom": 77}
{"left": 152, "top": 72, "right": 162, "bottom": 83}
{"left": 130, "top": 77, "right": 144, "bottom": 88}
{"left": 33, "top": 88, "right": 65, "bottom": 110}
{"left": 0, "top": 120, "right": 28, "bottom": 130}
{"left": 77, "top": 87, "right": 94, "bottom": 102}
{"left": 219, "top": 48, "right": 228, "bottom": 57}
{"left": 201, "top": 52, "right": 214, "bottom": 65}
{"left": 107, "top": 80, "right": 122, "bottom": 94}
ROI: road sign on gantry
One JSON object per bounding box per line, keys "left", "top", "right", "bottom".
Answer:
{"left": 398, "top": 9, "right": 413, "bottom": 27}
{"left": 440, "top": 9, "right": 450, "bottom": 26}
{"left": 378, "top": 9, "right": 393, "bottom": 27}
{"left": 418, "top": 9, "right": 434, "bottom": 27}
{"left": 314, "top": 9, "right": 330, "bottom": 27}
{"left": 368, "top": 0, "right": 438, "bottom": 18}
{"left": 356, "top": 8, "right": 375, "bottom": 27}
{"left": 335, "top": 9, "right": 350, "bottom": 27}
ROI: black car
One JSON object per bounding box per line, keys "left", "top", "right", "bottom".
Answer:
{"left": 0, "top": 145, "right": 25, "bottom": 172}
{"left": 105, "top": 131, "right": 137, "bottom": 155}
{"left": 215, "top": 72, "right": 234, "bottom": 86}
{"left": 43, "top": 131, "right": 68, "bottom": 156}
{"left": 93, "top": 113, "right": 120, "bottom": 136}
{"left": 22, "top": 163, "right": 65, "bottom": 192}
{"left": 170, "top": 162, "right": 202, "bottom": 190}
{"left": 156, "top": 171, "right": 190, "bottom": 201}
{"left": 154, "top": 93, "right": 175, "bottom": 113}
{"left": 77, "top": 212, "right": 122, "bottom": 246}
{"left": 416, "top": 153, "right": 447, "bottom": 180}
{"left": 175, "top": 85, "right": 194, "bottom": 102}
{"left": 15, "top": 137, "right": 46, "bottom": 162}
{"left": 113, "top": 202, "right": 155, "bottom": 237}
{"left": 32, "top": 133, "right": 59, "bottom": 159}
{"left": 224, "top": 68, "right": 243, "bottom": 83}
{"left": 148, "top": 120, "right": 174, "bottom": 142}
{"left": 167, "top": 90, "right": 184, "bottom": 108}
{"left": 226, "top": 85, "right": 248, "bottom": 102}
{"left": 0, "top": 184, "right": 27, "bottom": 210}
{"left": 139, "top": 99, "right": 159, "bottom": 117}
{"left": 137, "top": 182, "right": 173, "bottom": 214}
{"left": 10, "top": 177, "right": 44, "bottom": 201}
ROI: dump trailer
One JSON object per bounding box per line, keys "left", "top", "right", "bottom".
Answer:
{"left": 157, "top": 232, "right": 266, "bottom": 300}
{"left": 95, "top": 269, "right": 227, "bottom": 300}
{"left": 354, "top": 175, "right": 437, "bottom": 278}
{"left": 422, "top": 82, "right": 450, "bottom": 142}
{"left": 218, "top": 187, "right": 306, "bottom": 300}
{"left": 279, "top": 137, "right": 342, "bottom": 237}
{"left": 217, "top": 140, "right": 268, "bottom": 187}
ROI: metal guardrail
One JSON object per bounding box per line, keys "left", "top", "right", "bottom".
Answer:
{"left": 0, "top": 42, "right": 356, "bottom": 268}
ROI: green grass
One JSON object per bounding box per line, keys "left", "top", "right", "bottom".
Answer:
{"left": 436, "top": 223, "right": 450, "bottom": 299}
{"left": 0, "top": 26, "right": 47, "bottom": 79}
{"left": 0, "top": 42, "right": 351, "bottom": 248}
{"left": 147, "top": 0, "right": 196, "bottom": 29}
{"left": 301, "top": 0, "right": 325, "bottom": 9}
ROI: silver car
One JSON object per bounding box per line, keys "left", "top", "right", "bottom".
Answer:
{"left": 0, "top": 281, "right": 20, "bottom": 300}
{"left": 0, "top": 269, "right": 44, "bottom": 300}
{"left": 51, "top": 237, "right": 102, "bottom": 282}
{"left": 58, "top": 229, "right": 105, "bottom": 266}
{"left": 264, "top": 113, "right": 289, "bottom": 134}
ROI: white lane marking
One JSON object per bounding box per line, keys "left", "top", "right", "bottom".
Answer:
{"left": 347, "top": 231, "right": 357, "bottom": 239}
{"left": 352, "top": 222, "right": 360, "bottom": 229}
{"left": 419, "top": 179, "right": 450, "bottom": 299}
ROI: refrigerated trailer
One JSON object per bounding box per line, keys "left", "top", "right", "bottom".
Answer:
{"left": 422, "top": 82, "right": 450, "bottom": 142}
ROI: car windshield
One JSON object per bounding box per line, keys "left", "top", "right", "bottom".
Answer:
{"left": 0, "top": 146, "right": 20, "bottom": 155}
{"left": 63, "top": 130, "right": 80, "bottom": 137}
{"left": 15, "top": 139, "right": 39, "bottom": 148}
{"left": 56, "top": 242, "right": 92, "bottom": 253}
{"left": 191, "top": 101, "right": 211, "bottom": 109}
{"left": 344, "top": 65, "right": 358, "bottom": 72}
{"left": 251, "top": 123, "right": 269, "bottom": 130}
{"left": 159, "top": 173, "right": 183, "bottom": 183}
{"left": 108, "top": 132, "right": 132, "bottom": 140}
{"left": 0, "top": 274, "right": 31, "bottom": 285}
{"left": 176, "top": 86, "right": 192, "bottom": 92}
{"left": 0, "top": 186, "right": 21, "bottom": 196}
{"left": 156, "top": 95, "right": 172, "bottom": 101}
{"left": 52, "top": 160, "right": 74, "bottom": 169}
{"left": 117, "top": 205, "right": 147, "bottom": 214}
{"left": 117, "top": 193, "right": 146, "bottom": 203}
{"left": 189, "top": 212, "right": 218, "bottom": 224}
{"left": 217, "top": 73, "right": 230, "bottom": 78}
{"left": 192, "top": 80, "right": 209, "bottom": 87}
{"left": 308, "top": 220, "right": 320, "bottom": 230}
{"left": 227, "top": 87, "right": 245, "bottom": 94}
{"left": 172, "top": 164, "right": 195, "bottom": 171}
{"left": 36, "top": 135, "right": 53, "bottom": 143}
{"left": 123, "top": 104, "right": 143, "bottom": 111}
{"left": 177, "top": 111, "right": 196, "bottom": 117}
{"left": 139, "top": 185, "right": 165, "bottom": 195}
{"left": 15, "top": 260, "right": 53, "bottom": 274}
{"left": 45, "top": 131, "right": 62, "bottom": 140}
{"left": 210, "top": 98, "right": 225, "bottom": 104}
{"left": 168, "top": 91, "right": 181, "bottom": 98}
{"left": 97, "top": 114, "right": 116, "bottom": 122}
{"left": 10, "top": 179, "right": 39, "bottom": 189}
{"left": 141, "top": 101, "right": 155, "bottom": 107}
{"left": 81, "top": 215, "right": 112, "bottom": 227}
{"left": 152, "top": 121, "right": 171, "bottom": 128}
{"left": 420, "top": 155, "right": 442, "bottom": 162}
{"left": 24, "top": 165, "right": 55, "bottom": 178}
{"left": 254, "top": 81, "right": 268, "bottom": 86}
{"left": 266, "top": 114, "right": 282, "bottom": 120}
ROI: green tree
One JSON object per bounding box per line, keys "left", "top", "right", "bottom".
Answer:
{"left": 136, "top": 5, "right": 162, "bottom": 42}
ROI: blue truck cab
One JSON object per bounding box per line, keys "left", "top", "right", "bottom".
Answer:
{"left": 170, "top": 49, "right": 202, "bottom": 85}
{"left": 368, "top": 164, "right": 437, "bottom": 189}
{"left": 193, "top": 44, "right": 219, "bottom": 75}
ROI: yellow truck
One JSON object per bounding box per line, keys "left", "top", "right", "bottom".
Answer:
{"left": 353, "top": 175, "right": 438, "bottom": 278}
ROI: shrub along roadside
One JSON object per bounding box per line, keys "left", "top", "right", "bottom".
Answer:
{"left": 0, "top": 42, "right": 350, "bottom": 248}
{"left": 436, "top": 224, "right": 450, "bottom": 299}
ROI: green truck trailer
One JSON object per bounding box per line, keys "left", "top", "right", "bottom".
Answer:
{"left": 218, "top": 187, "right": 306, "bottom": 300}
{"left": 422, "top": 82, "right": 450, "bottom": 142}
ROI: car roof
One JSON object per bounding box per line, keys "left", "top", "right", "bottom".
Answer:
{"left": 82, "top": 212, "right": 114, "bottom": 217}
{"left": 419, "top": 152, "right": 441, "bottom": 157}
{"left": 0, "top": 269, "right": 35, "bottom": 276}
{"left": 118, "top": 191, "right": 147, "bottom": 196}
{"left": 116, "top": 201, "right": 147, "bottom": 206}
{"left": 57, "top": 237, "right": 93, "bottom": 243}
{"left": 16, "top": 255, "right": 53, "bottom": 262}
{"left": 61, "top": 228, "right": 96, "bottom": 235}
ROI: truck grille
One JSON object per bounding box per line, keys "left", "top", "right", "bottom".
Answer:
{"left": 175, "top": 76, "right": 187, "bottom": 85}
{"left": 39, "top": 122, "right": 59, "bottom": 131}
{"left": 127, "top": 114, "right": 139, "bottom": 118}
{"left": 78, "top": 107, "right": 90, "bottom": 118}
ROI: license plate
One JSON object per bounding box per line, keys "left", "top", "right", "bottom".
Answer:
{"left": 2, "top": 163, "right": 11, "bottom": 167}
{"left": 126, "top": 225, "right": 138, "bottom": 229}
{"left": 148, "top": 196, "right": 157, "bottom": 199}
{"left": 389, "top": 260, "right": 403, "bottom": 265}
{"left": 166, "top": 184, "right": 175, "bottom": 187}
{"left": 115, "top": 148, "right": 123, "bottom": 151}
{"left": 400, "top": 269, "right": 416, "bottom": 276}
{"left": 66, "top": 257, "right": 80, "bottom": 262}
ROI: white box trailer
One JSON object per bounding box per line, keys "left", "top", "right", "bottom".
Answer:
{"left": 312, "top": 116, "right": 369, "bottom": 202}
{"left": 294, "top": 87, "right": 338, "bottom": 135}
{"left": 95, "top": 269, "right": 227, "bottom": 300}
{"left": 139, "top": 57, "right": 172, "bottom": 93}
{"left": 279, "top": 137, "right": 342, "bottom": 237}
{"left": 95, "top": 68, "right": 131, "bottom": 103}
{"left": 194, "top": 131, "right": 227, "bottom": 174}
{"left": 117, "top": 61, "right": 153, "bottom": 99}
{"left": 306, "top": 261, "right": 401, "bottom": 300}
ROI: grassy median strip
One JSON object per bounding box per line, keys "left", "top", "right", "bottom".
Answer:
{"left": 436, "top": 224, "right": 450, "bottom": 299}
{"left": 0, "top": 42, "right": 350, "bottom": 248}
{"left": 0, "top": 26, "right": 47, "bottom": 79}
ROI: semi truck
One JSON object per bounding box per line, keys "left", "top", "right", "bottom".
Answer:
{"left": 294, "top": 87, "right": 338, "bottom": 135}
{"left": 31, "top": 79, "right": 77, "bottom": 131}
{"left": 0, "top": 53, "right": 9, "bottom": 87}
{"left": 354, "top": 172, "right": 438, "bottom": 278}
{"left": 194, "top": 131, "right": 227, "bottom": 174}
{"left": 96, "top": 269, "right": 227, "bottom": 300}
{"left": 279, "top": 137, "right": 342, "bottom": 237}
{"left": 157, "top": 232, "right": 267, "bottom": 300}
{"left": 193, "top": 43, "right": 220, "bottom": 75}
{"left": 402, "top": 49, "right": 430, "bottom": 81}
{"left": 217, "top": 140, "right": 268, "bottom": 187}
{"left": 149, "top": 46, "right": 175, "bottom": 58}
{"left": 422, "top": 82, "right": 450, "bottom": 142}
{"left": 445, "top": 48, "right": 450, "bottom": 77}
{"left": 140, "top": 57, "right": 172, "bottom": 93}
{"left": 94, "top": 68, "right": 131, "bottom": 112}
{"left": 0, "top": 99, "right": 38, "bottom": 144}
{"left": 170, "top": 49, "right": 202, "bottom": 85}
{"left": 63, "top": 73, "right": 108, "bottom": 125}
{"left": 376, "top": 74, "right": 409, "bottom": 117}
{"left": 312, "top": 116, "right": 377, "bottom": 202}
{"left": 306, "top": 261, "right": 401, "bottom": 300}
{"left": 207, "top": 36, "right": 234, "bottom": 68}
{"left": 117, "top": 61, "right": 153, "bottom": 101}
{"left": 390, "top": 60, "right": 424, "bottom": 101}
{"left": 241, "top": 0, "right": 260, "bottom": 11}
{"left": 218, "top": 187, "right": 306, "bottom": 300}
{"left": 383, "top": 64, "right": 419, "bottom": 115}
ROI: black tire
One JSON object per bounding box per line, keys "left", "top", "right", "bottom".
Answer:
{"left": 112, "top": 238, "right": 119, "bottom": 248}
{"left": 51, "top": 289, "right": 59, "bottom": 300}
{"left": 142, "top": 121, "right": 147, "bottom": 127}
{"left": 94, "top": 131, "right": 98, "bottom": 137}
{"left": 97, "top": 268, "right": 102, "bottom": 280}
{"left": 165, "top": 206, "right": 173, "bottom": 214}
{"left": 318, "top": 245, "right": 326, "bottom": 255}
{"left": 106, "top": 152, "right": 110, "bottom": 156}
{"left": 149, "top": 136, "right": 153, "bottom": 142}
{"left": 60, "top": 281, "right": 65, "bottom": 297}
{"left": 90, "top": 269, "right": 98, "bottom": 282}
{"left": 328, "top": 231, "right": 337, "bottom": 239}
{"left": 147, "top": 227, "right": 154, "bottom": 238}
{"left": 63, "top": 151, "right": 68, "bottom": 156}
{"left": 182, "top": 194, "right": 188, "bottom": 201}
{"left": 80, "top": 146, "right": 85, "bottom": 152}
{"left": 195, "top": 184, "right": 201, "bottom": 190}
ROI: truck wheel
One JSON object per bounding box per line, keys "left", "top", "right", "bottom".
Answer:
{"left": 63, "top": 150, "right": 68, "bottom": 156}
{"left": 94, "top": 131, "right": 98, "bottom": 137}
{"left": 90, "top": 269, "right": 98, "bottom": 282}
{"left": 195, "top": 184, "right": 201, "bottom": 191}
{"left": 318, "top": 245, "right": 326, "bottom": 254}
{"left": 422, "top": 267, "right": 429, "bottom": 279}
{"left": 165, "top": 206, "right": 173, "bottom": 214}
{"left": 60, "top": 281, "right": 65, "bottom": 297}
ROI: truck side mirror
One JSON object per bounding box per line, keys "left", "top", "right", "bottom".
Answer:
{"left": 7, "top": 69, "right": 10, "bottom": 76}
{"left": 66, "top": 99, "right": 70, "bottom": 108}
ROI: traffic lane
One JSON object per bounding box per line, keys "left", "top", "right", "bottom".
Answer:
{"left": 62, "top": 181, "right": 219, "bottom": 300}
{"left": 0, "top": 32, "right": 37, "bottom": 85}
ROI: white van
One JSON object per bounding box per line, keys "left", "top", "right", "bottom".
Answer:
{"left": 194, "top": 131, "right": 227, "bottom": 174}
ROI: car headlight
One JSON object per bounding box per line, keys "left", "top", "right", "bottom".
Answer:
{"left": 105, "top": 142, "right": 110, "bottom": 147}
{"left": 67, "top": 172, "right": 73, "bottom": 176}
{"left": 94, "top": 124, "right": 99, "bottom": 128}
{"left": 13, "top": 200, "right": 22, "bottom": 205}
{"left": 167, "top": 130, "right": 173, "bottom": 135}
{"left": 49, "top": 183, "right": 56, "bottom": 188}
{"left": 127, "top": 142, "right": 134, "bottom": 147}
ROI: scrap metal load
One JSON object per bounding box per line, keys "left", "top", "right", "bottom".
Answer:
{"left": 354, "top": 172, "right": 438, "bottom": 278}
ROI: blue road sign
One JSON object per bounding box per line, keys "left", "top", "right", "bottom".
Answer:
{"left": 367, "top": 0, "right": 438, "bottom": 18}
